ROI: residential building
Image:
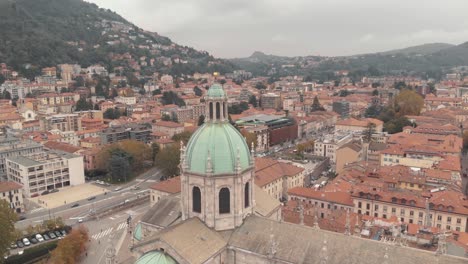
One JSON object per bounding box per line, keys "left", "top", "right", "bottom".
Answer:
{"left": 314, "top": 132, "right": 353, "bottom": 164}
{"left": 115, "top": 96, "right": 137, "bottom": 105}
{"left": 152, "top": 121, "right": 184, "bottom": 138}
{"left": 39, "top": 114, "right": 82, "bottom": 132}
{"left": 335, "top": 118, "right": 384, "bottom": 133}
{"left": 101, "top": 124, "right": 152, "bottom": 144}
{"left": 6, "top": 150, "right": 85, "bottom": 197}
{"left": 261, "top": 93, "right": 282, "bottom": 109}
{"left": 0, "top": 137, "right": 43, "bottom": 181}
{"left": 150, "top": 176, "right": 181, "bottom": 206}
{"left": 0, "top": 181, "right": 24, "bottom": 213}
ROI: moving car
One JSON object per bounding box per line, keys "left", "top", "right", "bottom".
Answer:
{"left": 41, "top": 190, "right": 49, "bottom": 195}
{"left": 50, "top": 189, "right": 59, "bottom": 193}
{"left": 71, "top": 203, "right": 79, "bottom": 208}
{"left": 114, "top": 187, "right": 122, "bottom": 192}
{"left": 87, "top": 196, "right": 96, "bottom": 201}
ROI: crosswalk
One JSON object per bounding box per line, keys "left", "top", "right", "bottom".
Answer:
{"left": 29, "top": 207, "right": 45, "bottom": 214}
{"left": 91, "top": 222, "right": 127, "bottom": 240}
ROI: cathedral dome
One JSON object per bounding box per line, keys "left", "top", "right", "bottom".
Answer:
{"left": 206, "top": 83, "right": 226, "bottom": 98}
{"left": 185, "top": 122, "right": 251, "bottom": 175}
{"left": 135, "top": 251, "right": 177, "bottom": 264}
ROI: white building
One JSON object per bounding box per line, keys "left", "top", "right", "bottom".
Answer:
{"left": 0, "top": 181, "right": 24, "bottom": 213}
{"left": 115, "top": 96, "right": 137, "bottom": 105}
{"left": 6, "top": 150, "right": 85, "bottom": 197}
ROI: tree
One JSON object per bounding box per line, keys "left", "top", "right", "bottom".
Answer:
{"left": 108, "top": 149, "right": 132, "bottom": 182}
{"left": 372, "top": 89, "right": 379, "bottom": 96}
{"left": 151, "top": 143, "right": 160, "bottom": 166}
{"left": 152, "top": 89, "right": 161, "bottom": 96}
{"left": 193, "top": 86, "right": 203, "bottom": 97}
{"left": 362, "top": 122, "right": 376, "bottom": 142}
{"left": 49, "top": 225, "right": 89, "bottom": 264}
{"left": 0, "top": 200, "right": 17, "bottom": 259}
{"left": 394, "top": 89, "right": 424, "bottom": 116}
{"left": 197, "top": 115, "right": 205, "bottom": 126}
{"left": 156, "top": 144, "right": 180, "bottom": 178}
{"left": 365, "top": 105, "right": 382, "bottom": 118}
{"left": 172, "top": 131, "right": 193, "bottom": 145}
{"left": 162, "top": 114, "right": 171, "bottom": 121}
{"left": 241, "top": 130, "right": 257, "bottom": 151}
{"left": 75, "top": 98, "right": 93, "bottom": 111}
{"left": 162, "top": 91, "right": 185, "bottom": 107}
{"left": 339, "top": 89, "right": 350, "bottom": 97}
{"left": 1, "top": 90, "right": 11, "bottom": 100}
{"left": 255, "top": 82, "right": 266, "bottom": 90}
{"left": 311, "top": 96, "right": 325, "bottom": 112}
{"left": 248, "top": 95, "right": 258, "bottom": 107}
{"left": 103, "top": 108, "right": 121, "bottom": 119}
{"left": 383, "top": 116, "right": 412, "bottom": 134}
{"left": 371, "top": 82, "right": 380, "bottom": 89}
{"left": 0, "top": 74, "right": 5, "bottom": 85}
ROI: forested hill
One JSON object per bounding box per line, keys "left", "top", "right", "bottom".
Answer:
{"left": 0, "top": 0, "right": 235, "bottom": 77}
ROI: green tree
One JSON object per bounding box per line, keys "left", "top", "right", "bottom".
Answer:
{"left": 75, "top": 98, "right": 93, "bottom": 111}
{"left": 339, "top": 89, "right": 350, "bottom": 97}
{"left": 193, "top": 86, "right": 203, "bottom": 97}
{"left": 311, "top": 96, "right": 325, "bottom": 112}
{"left": 152, "top": 89, "right": 162, "bottom": 96}
{"left": 161, "top": 91, "right": 185, "bottom": 107}
{"left": 372, "top": 89, "right": 379, "bottom": 96}
{"left": 197, "top": 115, "right": 205, "bottom": 126}
{"left": 0, "top": 200, "right": 17, "bottom": 259}
{"left": 255, "top": 82, "right": 266, "bottom": 90}
{"left": 248, "top": 95, "right": 258, "bottom": 107}
{"left": 0, "top": 74, "right": 5, "bottom": 85}
{"left": 103, "top": 108, "right": 121, "bottom": 119}
{"left": 162, "top": 114, "right": 171, "bottom": 121}
{"left": 151, "top": 143, "right": 160, "bottom": 166}
{"left": 394, "top": 81, "right": 407, "bottom": 90}
{"left": 156, "top": 144, "right": 180, "bottom": 178}
{"left": 383, "top": 116, "right": 412, "bottom": 134}
{"left": 371, "top": 82, "right": 380, "bottom": 89}
{"left": 108, "top": 148, "right": 132, "bottom": 182}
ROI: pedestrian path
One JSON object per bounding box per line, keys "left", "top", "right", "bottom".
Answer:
{"left": 91, "top": 222, "right": 127, "bottom": 240}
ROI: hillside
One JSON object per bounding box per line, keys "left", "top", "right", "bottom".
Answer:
{"left": 0, "top": 0, "right": 235, "bottom": 77}
{"left": 378, "top": 43, "right": 455, "bottom": 56}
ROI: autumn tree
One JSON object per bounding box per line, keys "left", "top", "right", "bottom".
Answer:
{"left": 49, "top": 225, "right": 89, "bottom": 264}
{"left": 0, "top": 200, "right": 17, "bottom": 259}
{"left": 241, "top": 130, "right": 257, "bottom": 151}
{"left": 394, "top": 89, "right": 424, "bottom": 116}
{"left": 156, "top": 144, "right": 180, "bottom": 178}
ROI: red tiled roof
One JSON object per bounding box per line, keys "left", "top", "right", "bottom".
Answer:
{"left": 150, "top": 176, "right": 181, "bottom": 194}
{"left": 288, "top": 187, "right": 354, "bottom": 206}
{"left": 0, "top": 181, "right": 22, "bottom": 193}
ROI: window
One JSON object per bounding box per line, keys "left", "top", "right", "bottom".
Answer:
{"left": 446, "top": 225, "right": 451, "bottom": 230}
{"left": 192, "top": 187, "right": 201, "bottom": 213}
{"left": 456, "top": 227, "right": 461, "bottom": 232}
{"left": 358, "top": 202, "right": 362, "bottom": 208}
{"left": 216, "top": 102, "right": 221, "bottom": 119}
{"left": 457, "top": 218, "right": 461, "bottom": 224}
{"left": 383, "top": 214, "right": 387, "bottom": 219}
{"left": 366, "top": 204, "right": 370, "bottom": 210}
{"left": 410, "top": 211, "right": 414, "bottom": 216}
{"left": 419, "top": 212, "right": 423, "bottom": 218}
{"left": 437, "top": 215, "right": 442, "bottom": 221}
{"left": 244, "top": 182, "right": 250, "bottom": 208}
{"left": 391, "top": 208, "right": 396, "bottom": 214}
{"left": 447, "top": 217, "right": 451, "bottom": 223}
{"left": 374, "top": 205, "right": 379, "bottom": 211}
{"left": 219, "top": 188, "right": 230, "bottom": 214}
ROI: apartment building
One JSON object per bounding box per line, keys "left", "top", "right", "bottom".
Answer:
{"left": 261, "top": 93, "right": 282, "bottom": 109}
{"left": 39, "top": 114, "right": 82, "bottom": 132}
{"left": 255, "top": 157, "right": 305, "bottom": 200}
{"left": 0, "top": 181, "right": 24, "bottom": 213}
{"left": 314, "top": 132, "right": 353, "bottom": 164}
{"left": 101, "top": 124, "right": 152, "bottom": 144}
{"left": 37, "top": 93, "right": 80, "bottom": 106}
{"left": 6, "top": 150, "right": 85, "bottom": 197}
{"left": 152, "top": 121, "right": 184, "bottom": 138}
{"left": 352, "top": 187, "right": 468, "bottom": 232}
{"left": 0, "top": 137, "right": 44, "bottom": 181}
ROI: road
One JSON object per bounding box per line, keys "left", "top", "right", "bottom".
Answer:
{"left": 461, "top": 152, "right": 468, "bottom": 195}
{"left": 16, "top": 167, "right": 162, "bottom": 229}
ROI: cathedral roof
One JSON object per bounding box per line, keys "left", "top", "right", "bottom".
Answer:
{"left": 135, "top": 250, "right": 177, "bottom": 264}
{"left": 206, "top": 83, "right": 226, "bottom": 98}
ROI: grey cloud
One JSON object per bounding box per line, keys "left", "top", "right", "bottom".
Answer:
{"left": 87, "top": 0, "right": 468, "bottom": 58}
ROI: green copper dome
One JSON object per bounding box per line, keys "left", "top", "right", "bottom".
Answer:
{"left": 206, "top": 83, "right": 226, "bottom": 98}
{"left": 135, "top": 251, "right": 177, "bottom": 264}
{"left": 185, "top": 123, "right": 251, "bottom": 175}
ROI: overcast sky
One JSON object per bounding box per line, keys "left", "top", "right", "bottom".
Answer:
{"left": 87, "top": 0, "right": 468, "bottom": 58}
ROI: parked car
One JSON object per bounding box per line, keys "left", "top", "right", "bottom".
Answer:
{"left": 22, "top": 238, "right": 30, "bottom": 246}
{"left": 54, "top": 231, "right": 62, "bottom": 238}
{"left": 16, "top": 241, "right": 24, "bottom": 248}
{"left": 50, "top": 189, "right": 59, "bottom": 193}
{"left": 42, "top": 233, "right": 50, "bottom": 241}
{"left": 48, "top": 232, "right": 56, "bottom": 239}
{"left": 60, "top": 230, "right": 67, "bottom": 236}
{"left": 87, "top": 196, "right": 96, "bottom": 201}
{"left": 71, "top": 203, "right": 79, "bottom": 208}
{"left": 10, "top": 243, "right": 17, "bottom": 249}
{"left": 35, "top": 234, "right": 44, "bottom": 242}
{"left": 114, "top": 187, "right": 122, "bottom": 192}
{"left": 29, "top": 237, "right": 38, "bottom": 244}
{"left": 31, "top": 193, "right": 39, "bottom": 198}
